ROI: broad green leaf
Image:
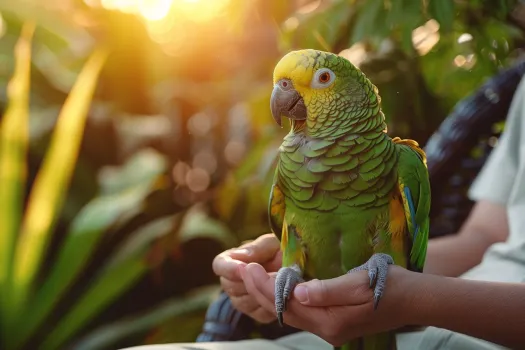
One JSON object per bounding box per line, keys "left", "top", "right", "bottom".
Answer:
{"left": 98, "top": 148, "right": 167, "bottom": 196}
{"left": 73, "top": 285, "right": 220, "bottom": 350}
{"left": 351, "top": 0, "right": 384, "bottom": 44}
{"left": 400, "top": 0, "right": 425, "bottom": 53}
{"left": 179, "top": 209, "right": 237, "bottom": 249}
{"left": 10, "top": 150, "right": 167, "bottom": 350}
{"left": 428, "top": 0, "right": 455, "bottom": 33}
{"left": 283, "top": 0, "right": 353, "bottom": 51}
{"left": 41, "top": 213, "right": 181, "bottom": 349}
{"left": 109, "top": 214, "right": 178, "bottom": 267}
{"left": 213, "top": 134, "right": 277, "bottom": 222}
{"left": 0, "top": 20, "right": 34, "bottom": 331}
{"left": 0, "top": 0, "right": 94, "bottom": 55}
{"left": 10, "top": 48, "right": 108, "bottom": 316}
{"left": 41, "top": 258, "right": 147, "bottom": 350}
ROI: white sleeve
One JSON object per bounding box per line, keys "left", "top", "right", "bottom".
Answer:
{"left": 468, "top": 76, "right": 524, "bottom": 205}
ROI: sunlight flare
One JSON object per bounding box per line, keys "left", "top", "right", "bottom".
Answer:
{"left": 95, "top": 0, "right": 229, "bottom": 23}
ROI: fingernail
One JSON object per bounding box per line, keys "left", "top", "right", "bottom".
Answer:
{"left": 232, "top": 248, "right": 251, "bottom": 256}
{"left": 238, "top": 265, "right": 246, "bottom": 279}
{"left": 294, "top": 286, "right": 309, "bottom": 303}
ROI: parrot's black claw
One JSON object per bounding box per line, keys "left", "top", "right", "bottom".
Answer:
{"left": 275, "top": 265, "right": 304, "bottom": 327}
{"left": 347, "top": 253, "right": 394, "bottom": 310}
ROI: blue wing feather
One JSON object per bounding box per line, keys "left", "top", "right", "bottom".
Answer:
{"left": 403, "top": 186, "right": 420, "bottom": 243}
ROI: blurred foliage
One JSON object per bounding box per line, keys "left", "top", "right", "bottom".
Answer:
{"left": 0, "top": 0, "right": 524, "bottom": 349}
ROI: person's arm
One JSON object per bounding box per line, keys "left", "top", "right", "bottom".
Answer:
{"left": 408, "top": 269, "right": 525, "bottom": 348}
{"left": 423, "top": 200, "right": 509, "bottom": 277}
{"left": 424, "top": 75, "right": 525, "bottom": 278}
{"left": 242, "top": 263, "right": 525, "bottom": 349}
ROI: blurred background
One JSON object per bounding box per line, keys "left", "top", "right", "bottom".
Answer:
{"left": 0, "top": 0, "right": 524, "bottom": 349}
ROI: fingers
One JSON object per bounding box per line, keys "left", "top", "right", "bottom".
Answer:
{"left": 230, "top": 293, "right": 260, "bottom": 314}
{"left": 230, "top": 294, "right": 275, "bottom": 323}
{"left": 250, "top": 307, "right": 277, "bottom": 323}
{"left": 293, "top": 271, "right": 371, "bottom": 307}
{"left": 243, "top": 263, "right": 333, "bottom": 330}
{"left": 242, "top": 263, "right": 277, "bottom": 311}
{"left": 213, "top": 255, "right": 246, "bottom": 281}
{"left": 212, "top": 234, "right": 280, "bottom": 281}
{"left": 220, "top": 277, "right": 246, "bottom": 297}
{"left": 262, "top": 250, "right": 283, "bottom": 273}
{"left": 229, "top": 264, "right": 276, "bottom": 324}
{"left": 232, "top": 234, "right": 280, "bottom": 263}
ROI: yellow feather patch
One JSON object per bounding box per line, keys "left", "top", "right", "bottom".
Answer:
{"left": 281, "top": 217, "right": 306, "bottom": 269}
{"left": 389, "top": 192, "right": 406, "bottom": 253}
{"left": 271, "top": 185, "right": 285, "bottom": 218}
{"left": 272, "top": 50, "right": 338, "bottom": 108}
{"left": 273, "top": 50, "right": 315, "bottom": 88}
{"left": 281, "top": 217, "right": 288, "bottom": 252}
{"left": 392, "top": 137, "right": 427, "bottom": 165}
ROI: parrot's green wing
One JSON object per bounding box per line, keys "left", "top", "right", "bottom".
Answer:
{"left": 394, "top": 138, "right": 430, "bottom": 272}
{"left": 268, "top": 165, "right": 285, "bottom": 240}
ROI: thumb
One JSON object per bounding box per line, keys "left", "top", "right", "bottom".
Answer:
{"left": 293, "top": 271, "right": 371, "bottom": 307}
{"left": 230, "top": 233, "right": 281, "bottom": 264}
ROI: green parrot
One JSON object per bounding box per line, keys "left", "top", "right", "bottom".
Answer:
{"left": 268, "top": 49, "right": 430, "bottom": 350}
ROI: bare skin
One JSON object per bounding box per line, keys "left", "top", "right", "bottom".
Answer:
{"left": 423, "top": 200, "right": 508, "bottom": 276}
{"left": 212, "top": 234, "right": 282, "bottom": 323}
{"left": 212, "top": 200, "right": 516, "bottom": 345}
{"left": 241, "top": 262, "right": 525, "bottom": 349}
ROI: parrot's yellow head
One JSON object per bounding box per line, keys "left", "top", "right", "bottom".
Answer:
{"left": 270, "top": 49, "right": 382, "bottom": 136}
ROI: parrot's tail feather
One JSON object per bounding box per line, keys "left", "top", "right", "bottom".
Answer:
{"left": 338, "top": 331, "right": 396, "bottom": 350}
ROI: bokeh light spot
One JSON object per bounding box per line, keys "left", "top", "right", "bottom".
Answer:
{"left": 172, "top": 161, "right": 190, "bottom": 185}
{"left": 188, "top": 112, "right": 212, "bottom": 136}
{"left": 458, "top": 33, "right": 473, "bottom": 44}
{"left": 186, "top": 167, "right": 211, "bottom": 192}
{"left": 0, "top": 13, "right": 6, "bottom": 40}
{"left": 454, "top": 55, "right": 466, "bottom": 67}
{"left": 339, "top": 43, "right": 367, "bottom": 67}
{"left": 283, "top": 17, "right": 299, "bottom": 31}
{"left": 412, "top": 19, "right": 440, "bottom": 56}
{"left": 224, "top": 140, "right": 246, "bottom": 165}
{"left": 193, "top": 150, "right": 217, "bottom": 174}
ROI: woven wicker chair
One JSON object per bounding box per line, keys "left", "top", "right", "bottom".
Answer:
{"left": 196, "top": 59, "right": 525, "bottom": 343}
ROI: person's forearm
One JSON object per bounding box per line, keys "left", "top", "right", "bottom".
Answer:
{"left": 407, "top": 271, "right": 525, "bottom": 348}
{"left": 423, "top": 233, "right": 489, "bottom": 277}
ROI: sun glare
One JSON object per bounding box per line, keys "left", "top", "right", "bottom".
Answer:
{"left": 95, "top": 0, "right": 229, "bottom": 23}
{"left": 99, "top": 0, "right": 172, "bottom": 21}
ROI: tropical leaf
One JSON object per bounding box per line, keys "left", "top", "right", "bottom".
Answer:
{"left": 9, "top": 46, "right": 108, "bottom": 324}
{"left": 0, "top": 21, "right": 34, "bottom": 332}
{"left": 11, "top": 150, "right": 167, "bottom": 349}
{"left": 73, "top": 285, "right": 220, "bottom": 350}
{"left": 351, "top": 0, "right": 385, "bottom": 44}
{"left": 41, "top": 207, "right": 194, "bottom": 349}
{"left": 428, "top": 0, "right": 455, "bottom": 33}
{"left": 179, "top": 208, "right": 237, "bottom": 249}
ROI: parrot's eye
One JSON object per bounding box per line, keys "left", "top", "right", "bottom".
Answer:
{"left": 278, "top": 79, "right": 292, "bottom": 91}
{"left": 319, "top": 72, "right": 330, "bottom": 83}
{"left": 311, "top": 68, "right": 335, "bottom": 89}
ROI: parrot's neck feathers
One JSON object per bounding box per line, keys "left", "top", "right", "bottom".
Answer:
{"left": 302, "top": 106, "right": 387, "bottom": 140}
{"left": 290, "top": 119, "right": 306, "bottom": 133}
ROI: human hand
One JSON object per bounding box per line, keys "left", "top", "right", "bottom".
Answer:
{"left": 212, "top": 234, "right": 282, "bottom": 323}
{"left": 241, "top": 263, "right": 416, "bottom": 346}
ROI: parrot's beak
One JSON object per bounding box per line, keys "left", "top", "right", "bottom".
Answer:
{"left": 270, "top": 82, "right": 307, "bottom": 127}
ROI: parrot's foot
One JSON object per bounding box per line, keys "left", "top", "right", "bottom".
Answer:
{"left": 347, "top": 253, "right": 394, "bottom": 310}
{"left": 275, "top": 264, "right": 304, "bottom": 327}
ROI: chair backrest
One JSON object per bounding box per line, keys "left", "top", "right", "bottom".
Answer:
{"left": 425, "top": 59, "right": 525, "bottom": 237}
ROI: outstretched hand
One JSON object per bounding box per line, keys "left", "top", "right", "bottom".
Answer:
{"left": 212, "top": 234, "right": 282, "bottom": 323}
{"left": 241, "top": 263, "right": 415, "bottom": 346}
